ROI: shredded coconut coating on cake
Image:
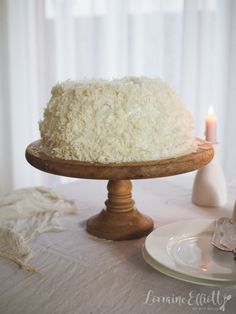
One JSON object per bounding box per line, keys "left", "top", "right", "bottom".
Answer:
{"left": 39, "top": 77, "right": 197, "bottom": 163}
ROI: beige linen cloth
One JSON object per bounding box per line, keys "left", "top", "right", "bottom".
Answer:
{"left": 0, "top": 187, "right": 76, "bottom": 272}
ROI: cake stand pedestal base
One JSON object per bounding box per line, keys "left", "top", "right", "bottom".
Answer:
{"left": 86, "top": 180, "right": 154, "bottom": 240}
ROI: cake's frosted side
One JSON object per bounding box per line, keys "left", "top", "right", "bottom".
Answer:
{"left": 39, "top": 77, "right": 197, "bottom": 163}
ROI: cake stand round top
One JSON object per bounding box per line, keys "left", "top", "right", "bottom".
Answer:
{"left": 25, "top": 139, "right": 213, "bottom": 180}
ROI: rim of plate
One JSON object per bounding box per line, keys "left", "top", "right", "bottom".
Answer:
{"left": 144, "top": 218, "right": 236, "bottom": 284}
{"left": 142, "top": 246, "right": 236, "bottom": 286}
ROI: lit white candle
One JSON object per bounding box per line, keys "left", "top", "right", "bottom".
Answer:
{"left": 205, "top": 106, "right": 217, "bottom": 143}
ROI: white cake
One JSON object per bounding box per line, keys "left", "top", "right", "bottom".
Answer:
{"left": 39, "top": 77, "right": 197, "bottom": 163}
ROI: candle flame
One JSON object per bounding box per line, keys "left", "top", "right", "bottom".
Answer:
{"left": 208, "top": 105, "right": 214, "bottom": 115}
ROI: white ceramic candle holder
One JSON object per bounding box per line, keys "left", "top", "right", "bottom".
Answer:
{"left": 192, "top": 143, "right": 227, "bottom": 207}
{"left": 232, "top": 201, "right": 236, "bottom": 220}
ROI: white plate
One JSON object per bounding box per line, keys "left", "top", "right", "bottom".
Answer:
{"left": 143, "top": 219, "right": 236, "bottom": 286}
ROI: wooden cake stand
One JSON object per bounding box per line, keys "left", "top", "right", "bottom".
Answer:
{"left": 25, "top": 139, "right": 213, "bottom": 241}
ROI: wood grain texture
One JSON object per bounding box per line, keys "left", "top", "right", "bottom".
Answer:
{"left": 25, "top": 138, "right": 213, "bottom": 240}
{"left": 25, "top": 139, "right": 213, "bottom": 180}
{"left": 87, "top": 180, "right": 154, "bottom": 240}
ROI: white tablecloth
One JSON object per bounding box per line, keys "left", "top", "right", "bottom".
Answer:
{"left": 1, "top": 174, "right": 236, "bottom": 314}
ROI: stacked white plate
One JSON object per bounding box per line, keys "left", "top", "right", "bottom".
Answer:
{"left": 143, "top": 219, "right": 236, "bottom": 286}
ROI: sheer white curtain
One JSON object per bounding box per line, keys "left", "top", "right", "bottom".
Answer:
{"left": 0, "top": 0, "right": 235, "bottom": 196}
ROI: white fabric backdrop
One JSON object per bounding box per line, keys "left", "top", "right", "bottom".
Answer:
{"left": 0, "top": 0, "right": 235, "bottom": 195}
